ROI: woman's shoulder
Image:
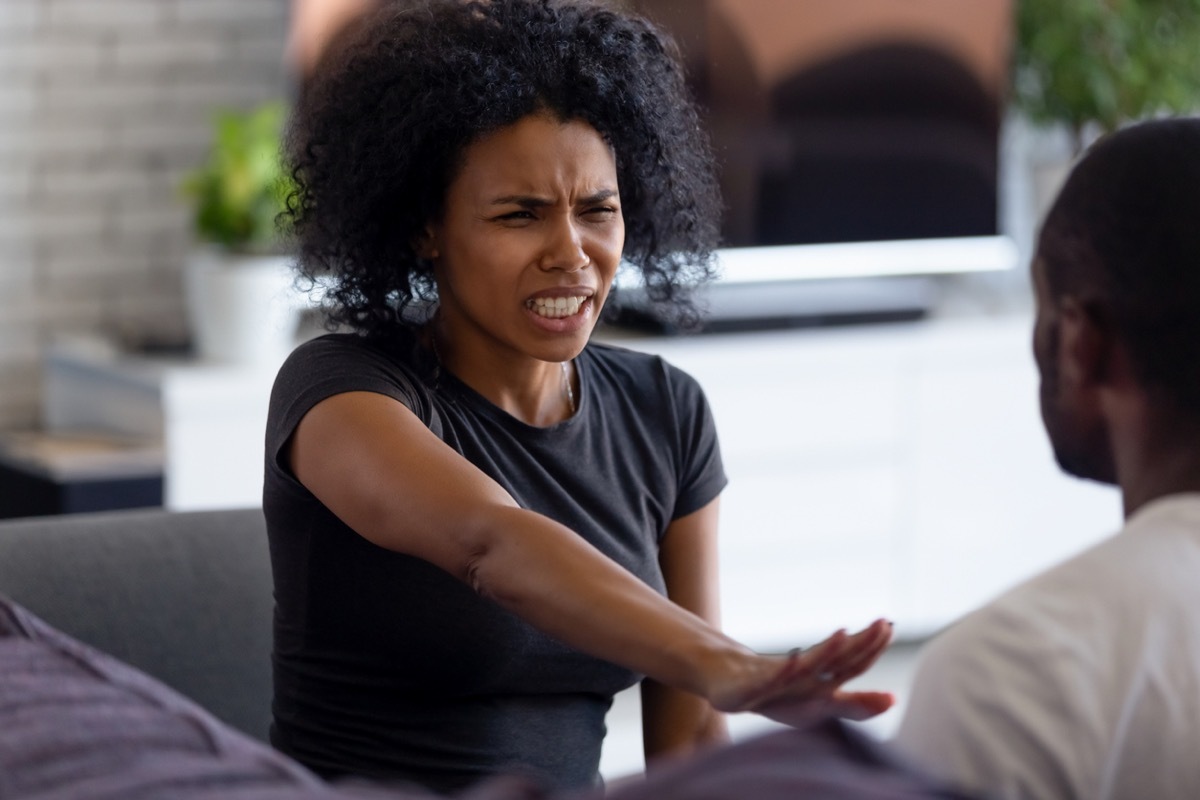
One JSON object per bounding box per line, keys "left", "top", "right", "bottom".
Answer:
{"left": 273, "top": 329, "right": 433, "bottom": 404}
{"left": 583, "top": 340, "right": 707, "bottom": 401}
{"left": 287, "top": 331, "right": 368, "bottom": 360}
{"left": 586, "top": 338, "right": 664, "bottom": 366}
{"left": 285, "top": 329, "right": 424, "bottom": 373}
{"left": 585, "top": 339, "right": 697, "bottom": 377}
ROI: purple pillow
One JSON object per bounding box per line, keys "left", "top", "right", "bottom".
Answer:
{"left": 0, "top": 596, "right": 469, "bottom": 800}
{"left": 602, "top": 721, "right": 982, "bottom": 800}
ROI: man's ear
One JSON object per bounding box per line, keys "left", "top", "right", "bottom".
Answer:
{"left": 413, "top": 225, "right": 439, "bottom": 261}
{"left": 1059, "top": 297, "right": 1114, "bottom": 389}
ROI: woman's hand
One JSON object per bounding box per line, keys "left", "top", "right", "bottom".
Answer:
{"left": 706, "top": 618, "right": 895, "bottom": 725}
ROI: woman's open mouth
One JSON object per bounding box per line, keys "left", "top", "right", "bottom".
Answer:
{"left": 526, "top": 296, "right": 587, "bottom": 319}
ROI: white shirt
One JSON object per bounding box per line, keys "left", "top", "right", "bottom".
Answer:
{"left": 893, "top": 493, "right": 1200, "bottom": 800}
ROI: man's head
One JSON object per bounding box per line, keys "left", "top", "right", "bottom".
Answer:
{"left": 1033, "top": 117, "right": 1200, "bottom": 483}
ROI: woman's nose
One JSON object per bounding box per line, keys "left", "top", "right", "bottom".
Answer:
{"left": 539, "top": 216, "right": 589, "bottom": 272}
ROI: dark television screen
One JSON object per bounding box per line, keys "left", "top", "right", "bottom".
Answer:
{"left": 614, "top": 0, "right": 1019, "bottom": 327}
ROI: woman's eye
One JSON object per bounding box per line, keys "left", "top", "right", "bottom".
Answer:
{"left": 585, "top": 206, "right": 618, "bottom": 217}
{"left": 498, "top": 210, "right": 535, "bottom": 221}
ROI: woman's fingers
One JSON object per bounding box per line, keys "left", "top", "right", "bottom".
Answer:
{"left": 826, "top": 689, "right": 896, "bottom": 721}
{"left": 753, "top": 688, "right": 896, "bottom": 727}
{"left": 741, "top": 619, "right": 894, "bottom": 721}
{"left": 823, "top": 619, "right": 893, "bottom": 682}
{"left": 734, "top": 630, "right": 844, "bottom": 711}
{"left": 754, "top": 701, "right": 837, "bottom": 728}
{"left": 715, "top": 619, "right": 895, "bottom": 722}
{"left": 793, "top": 618, "right": 892, "bottom": 689}
{"left": 787, "top": 627, "right": 847, "bottom": 685}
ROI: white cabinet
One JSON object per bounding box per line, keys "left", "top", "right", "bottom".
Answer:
{"left": 43, "top": 340, "right": 279, "bottom": 511}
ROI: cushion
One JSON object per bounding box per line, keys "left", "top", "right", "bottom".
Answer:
{"left": 0, "top": 507, "right": 275, "bottom": 741}
{"left": 0, "top": 595, "right": 451, "bottom": 800}
{"left": 604, "top": 720, "right": 982, "bottom": 800}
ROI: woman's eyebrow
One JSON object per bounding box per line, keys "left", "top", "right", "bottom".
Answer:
{"left": 489, "top": 194, "right": 553, "bottom": 208}
{"left": 488, "top": 188, "right": 619, "bottom": 208}
{"left": 579, "top": 189, "right": 619, "bottom": 205}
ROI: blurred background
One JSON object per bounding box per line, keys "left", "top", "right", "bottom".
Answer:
{"left": 2, "top": 0, "right": 1199, "bottom": 778}
{"left": 3, "top": 0, "right": 1200, "bottom": 431}
{"left": 0, "top": 0, "right": 290, "bottom": 420}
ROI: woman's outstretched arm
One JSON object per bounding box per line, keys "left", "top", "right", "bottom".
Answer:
{"left": 288, "top": 390, "right": 895, "bottom": 720}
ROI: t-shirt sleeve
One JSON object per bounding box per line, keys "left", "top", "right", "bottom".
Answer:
{"left": 664, "top": 362, "right": 728, "bottom": 520}
{"left": 265, "top": 335, "right": 427, "bottom": 475}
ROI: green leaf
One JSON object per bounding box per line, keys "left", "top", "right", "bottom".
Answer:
{"left": 179, "top": 100, "right": 296, "bottom": 253}
{"left": 1014, "top": 0, "right": 1200, "bottom": 148}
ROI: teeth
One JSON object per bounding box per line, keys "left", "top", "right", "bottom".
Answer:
{"left": 528, "top": 296, "right": 586, "bottom": 319}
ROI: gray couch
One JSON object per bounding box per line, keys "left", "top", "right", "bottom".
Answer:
{"left": 0, "top": 506, "right": 274, "bottom": 741}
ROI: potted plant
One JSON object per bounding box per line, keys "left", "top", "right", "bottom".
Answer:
{"left": 180, "top": 101, "right": 301, "bottom": 365}
{"left": 1013, "top": 0, "right": 1200, "bottom": 154}
{"left": 1011, "top": 0, "right": 1200, "bottom": 224}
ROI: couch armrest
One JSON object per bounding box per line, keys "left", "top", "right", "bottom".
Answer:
{"left": 0, "top": 506, "right": 273, "bottom": 741}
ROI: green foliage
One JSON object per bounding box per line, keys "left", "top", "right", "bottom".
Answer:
{"left": 181, "top": 101, "right": 295, "bottom": 252}
{"left": 1014, "top": 0, "right": 1200, "bottom": 145}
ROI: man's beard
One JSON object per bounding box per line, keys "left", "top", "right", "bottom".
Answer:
{"left": 1039, "top": 353, "right": 1116, "bottom": 485}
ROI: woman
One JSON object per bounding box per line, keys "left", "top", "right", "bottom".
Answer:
{"left": 266, "top": 0, "right": 894, "bottom": 793}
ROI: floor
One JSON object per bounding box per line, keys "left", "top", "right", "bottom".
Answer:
{"left": 598, "top": 638, "right": 928, "bottom": 782}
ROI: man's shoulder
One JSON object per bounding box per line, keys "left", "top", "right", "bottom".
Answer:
{"left": 892, "top": 574, "right": 1088, "bottom": 798}
{"left": 895, "top": 505, "right": 1200, "bottom": 798}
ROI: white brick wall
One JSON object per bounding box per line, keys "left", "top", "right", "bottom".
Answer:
{"left": 0, "top": 0, "right": 290, "bottom": 429}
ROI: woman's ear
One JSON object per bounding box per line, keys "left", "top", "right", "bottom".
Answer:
{"left": 413, "top": 225, "right": 439, "bottom": 261}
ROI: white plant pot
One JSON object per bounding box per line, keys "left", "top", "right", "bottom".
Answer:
{"left": 184, "top": 248, "right": 302, "bottom": 366}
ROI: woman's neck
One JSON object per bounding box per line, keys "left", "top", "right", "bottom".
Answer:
{"left": 426, "top": 321, "right": 577, "bottom": 426}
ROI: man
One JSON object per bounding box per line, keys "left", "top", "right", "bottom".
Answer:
{"left": 893, "top": 117, "right": 1200, "bottom": 799}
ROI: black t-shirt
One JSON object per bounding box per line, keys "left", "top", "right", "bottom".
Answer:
{"left": 263, "top": 331, "right": 727, "bottom": 793}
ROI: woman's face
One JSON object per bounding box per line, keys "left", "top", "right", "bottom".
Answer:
{"left": 426, "top": 112, "right": 624, "bottom": 366}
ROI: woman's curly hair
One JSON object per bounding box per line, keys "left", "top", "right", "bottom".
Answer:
{"left": 284, "top": 0, "right": 722, "bottom": 338}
